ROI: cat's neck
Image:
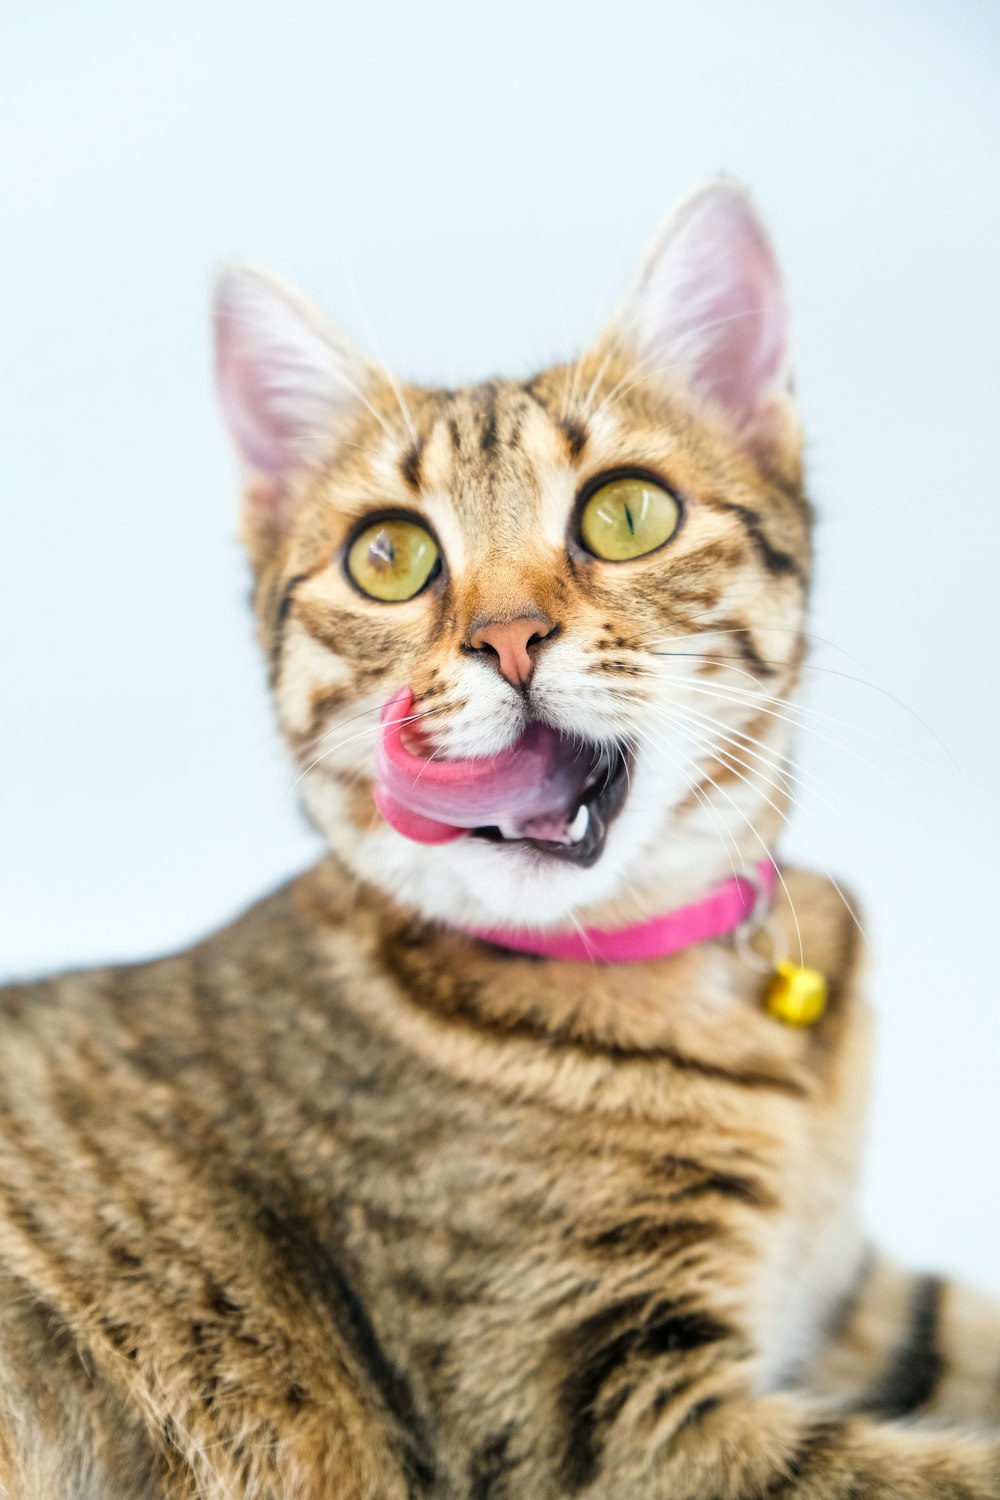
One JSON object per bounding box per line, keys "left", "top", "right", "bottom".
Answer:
{"left": 449, "top": 860, "right": 776, "bottom": 964}
{"left": 296, "top": 858, "right": 852, "bottom": 1090}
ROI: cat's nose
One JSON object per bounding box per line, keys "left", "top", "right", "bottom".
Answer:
{"left": 466, "top": 616, "right": 556, "bottom": 688}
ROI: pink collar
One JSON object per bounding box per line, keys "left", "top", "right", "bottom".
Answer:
{"left": 456, "top": 860, "right": 777, "bottom": 963}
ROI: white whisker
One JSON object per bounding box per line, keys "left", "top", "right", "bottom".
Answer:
{"left": 624, "top": 727, "right": 743, "bottom": 884}
{"left": 641, "top": 696, "right": 868, "bottom": 840}
{"left": 289, "top": 709, "right": 438, "bottom": 791}
{"left": 301, "top": 699, "right": 444, "bottom": 758}
{"left": 650, "top": 649, "right": 957, "bottom": 767}
{"left": 635, "top": 671, "right": 942, "bottom": 813}
{"left": 638, "top": 702, "right": 866, "bottom": 948}
{"left": 634, "top": 717, "right": 805, "bottom": 963}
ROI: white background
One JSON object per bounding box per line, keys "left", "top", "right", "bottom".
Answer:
{"left": 3, "top": 1, "right": 999, "bottom": 1293}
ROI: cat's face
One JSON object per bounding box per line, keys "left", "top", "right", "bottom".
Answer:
{"left": 215, "top": 183, "right": 811, "bottom": 930}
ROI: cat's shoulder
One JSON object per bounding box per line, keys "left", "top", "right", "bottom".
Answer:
{"left": 0, "top": 871, "right": 322, "bottom": 1047}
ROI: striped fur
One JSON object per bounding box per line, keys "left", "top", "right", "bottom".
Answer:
{"left": 0, "top": 183, "right": 998, "bottom": 1496}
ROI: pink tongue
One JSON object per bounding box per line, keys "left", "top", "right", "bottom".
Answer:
{"left": 373, "top": 688, "right": 592, "bottom": 846}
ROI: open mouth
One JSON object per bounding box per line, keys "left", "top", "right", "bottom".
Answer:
{"left": 470, "top": 743, "right": 630, "bottom": 867}
{"left": 374, "top": 688, "right": 632, "bottom": 866}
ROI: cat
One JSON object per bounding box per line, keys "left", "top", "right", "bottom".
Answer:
{"left": 0, "top": 179, "right": 998, "bottom": 1499}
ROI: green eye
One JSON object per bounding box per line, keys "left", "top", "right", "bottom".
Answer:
{"left": 579, "top": 476, "right": 680, "bottom": 561}
{"left": 347, "top": 518, "right": 441, "bottom": 602}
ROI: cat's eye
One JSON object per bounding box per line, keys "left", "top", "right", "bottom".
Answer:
{"left": 579, "top": 475, "right": 680, "bottom": 561}
{"left": 346, "top": 517, "right": 442, "bottom": 602}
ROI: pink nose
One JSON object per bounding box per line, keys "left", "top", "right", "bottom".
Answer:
{"left": 466, "top": 616, "right": 554, "bottom": 687}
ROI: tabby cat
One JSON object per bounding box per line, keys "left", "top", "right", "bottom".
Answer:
{"left": 1, "top": 180, "right": 999, "bottom": 1499}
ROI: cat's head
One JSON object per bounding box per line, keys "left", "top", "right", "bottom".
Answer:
{"left": 214, "top": 181, "right": 811, "bottom": 931}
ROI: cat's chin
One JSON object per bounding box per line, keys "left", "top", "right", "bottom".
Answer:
{"left": 303, "top": 749, "right": 755, "bottom": 934}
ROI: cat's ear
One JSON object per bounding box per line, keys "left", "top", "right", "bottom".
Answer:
{"left": 611, "top": 180, "right": 798, "bottom": 472}
{"left": 213, "top": 263, "right": 370, "bottom": 550}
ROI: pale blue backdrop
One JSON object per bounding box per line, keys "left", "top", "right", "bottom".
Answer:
{"left": 3, "top": 0, "right": 999, "bottom": 1292}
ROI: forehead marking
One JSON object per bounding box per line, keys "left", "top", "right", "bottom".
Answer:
{"left": 393, "top": 382, "right": 597, "bottom": 580}
{"left": 399, "top": 434, "right": 425, "bottom": 492}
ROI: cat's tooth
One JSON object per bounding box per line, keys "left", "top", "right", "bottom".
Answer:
{"left": 568, "top": 804, "right": 589, "bottom": 843}
{"left": 497, "top": 818, "right": 521, "bottom": 840}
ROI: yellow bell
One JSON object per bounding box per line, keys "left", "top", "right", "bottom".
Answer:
{"left": 766, "top": 960, "right": 827, "bottom": 1027}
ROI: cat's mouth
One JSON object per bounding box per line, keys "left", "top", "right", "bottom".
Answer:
{"left": 373, "top": 689, "right": 632, "bottom": 866}
{"left": 469, "top": 742, "right": 630, "bottom": 867}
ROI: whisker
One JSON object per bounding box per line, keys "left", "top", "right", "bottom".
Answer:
{"left": 650, "top": 651, "right": 957, "bottom": 767}
{"left": 293, "top": 695, "right": 395, "bottom": 754}
{"left": 640, "top": 695, "right": 869, "bottom": 838}
{"left": 641, "top": 673, "right": 946, "bottom": 808}
{"left": 566, "top": 909, "right": 601, "bottom": 966}
{"left": 638, "top": 708, "right": 865, "bottom": 948}
{"left": 634, "top": 718, "right": 805, "bottom": 964}
{"left": 302, "top": 699, "right": 444, "bottom": 757}
{"left": 559, "top": 351, "right": 586, "bottom": 426}
{"left": 289, "top": 709, "right": 436, "bottom": 791}
{"left": 574, "top": 334, "right": 625, "bottom": 424}
{"left": 635, "top": 610, "right": 958, "bottom": 771}
{"left": 409, "top": 742, "right": 447, "bottom": 790}
{"left": 642, "top": 620, "right": 872, "bottom": 671}
{"left": 649, "top": 697, "right": 870, "bottom": 847}
{"left": 378, "top": 363, "right": 418, "bottom": 448}
{"left": 624, "top": 727, "right": 743, "bottom": 884}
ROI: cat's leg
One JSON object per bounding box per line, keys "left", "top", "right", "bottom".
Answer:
{"left": 553, "top": 1294, "right": 1000, "bottom": 1498}
{"left": 0, "top": 1272, "right": 168, "bottom": 1500}
{"left": 0, "top": 1263, "right": 415, "bottom": 1500}
{"left": 642, "top": 1391, "right": 1000, "bottom": 1498}
{"left": 805, "top": 1251, "right": 1000, "bottom": 1428}
{"left": 568, "top": 1380, "right": 1000, "bottom": 1497}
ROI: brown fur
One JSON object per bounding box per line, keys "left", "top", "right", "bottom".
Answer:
{"left": 2, "top": 216, "right": 1000, "bottom": 1496}
{"left": 1, "top": 864, "right": 999, "bottom": 1497}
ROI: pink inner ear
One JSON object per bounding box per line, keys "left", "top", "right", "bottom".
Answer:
{"left": 216, "top": 347, "right": 286, "bottom": 477}
{"left": 213, "top": 265, "right": 356, "bottom": 493}
{"left": 683, "top": 207, "right": 788, "bottom": 424}
{"left": 628, "top": 184, "right": 790, "bottom": 434}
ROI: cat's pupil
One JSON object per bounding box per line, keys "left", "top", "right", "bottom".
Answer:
{"left": 624, "top": 503, "right": 635, "bottom": 535}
